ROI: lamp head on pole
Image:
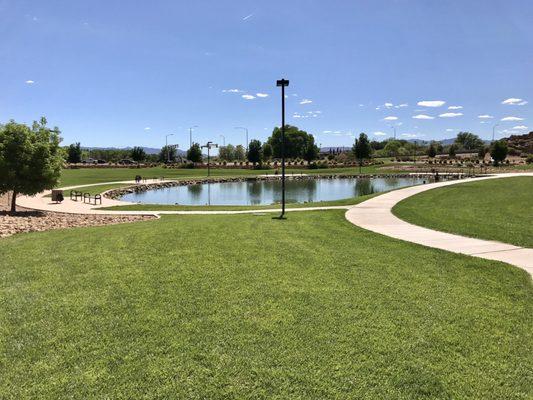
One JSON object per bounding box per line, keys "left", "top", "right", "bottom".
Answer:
{"left": 276, "top": 79, "right": 289, "bottom": 87}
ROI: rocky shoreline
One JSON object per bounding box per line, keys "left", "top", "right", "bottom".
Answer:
{"left": 104, "top": 173, "right": 469, "bottom": 200}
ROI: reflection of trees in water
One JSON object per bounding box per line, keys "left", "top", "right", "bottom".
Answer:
{"left": 355, "top": 178, "right": 375, "bottom": 197}
{"left": 299, "top": 179, "right": 317, "bottom": 202}
{"left": 247, "top": 182, "right": 263, "bottom": 205}
{"left": 187, "top": 183, "right": 203, "bottom": 201}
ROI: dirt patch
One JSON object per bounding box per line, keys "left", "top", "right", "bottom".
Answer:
{"left": 0, "top": 192, "right": 155, "bottom": 239}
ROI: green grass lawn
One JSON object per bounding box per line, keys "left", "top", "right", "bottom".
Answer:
{"left": 1, "top": 211, "right": 531, "bottom": 399}
{"left": 393, "top": 176, "right": 533, "bottom": 248}
{"left": 59, "top": 163, "right": 414, "bottom": 187}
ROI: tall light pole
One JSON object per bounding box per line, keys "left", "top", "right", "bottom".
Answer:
{"left": 201, "top": 141, "right": 218, "bottom": 177}
{"left": 390, "top": 125, "right": 397, "bottom": 139}
{"left": 234, "top": 127, "right": 249, "bottom": 152}
{"left": 189, "top": 125, "right": 198, "bottom": 148}
{"left": 165, "top": 133, "right": 174, "bottom": 163}
{"left": 220, "top": 134, "right": 226, "bottom": 146}
{"left": 492, "top": 123, "right": 500, "bottom": 142}
{"left": 276, "top": 78, "right": 289, "bottom": 219}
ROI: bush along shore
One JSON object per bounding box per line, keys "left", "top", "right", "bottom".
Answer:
{"left": 103, "top": 172, "right": 473, "bottom": 200}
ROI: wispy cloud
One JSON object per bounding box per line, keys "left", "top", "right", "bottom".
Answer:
{"left": 417, "top": 100, "right": 445, "bottom": 107}
{"left": 502, "top": 98, "right": 527, "bottom": 105}
{"left": 395, "top": 103, "right": 408, "bottom": 108}
{"left": 501, "top": 116, "right": 524, "bottom": 121}
{"left": 439, "top": 112, "right": 463, "bottom": 118}
{"left": 256, "top": 93, "right": 268, "bottom": 98}
{"left": 401, "top": 133, "right": 420, "bottom": 138}
{"left": 300, "top": 99, "right": 313, "bottom": 105}
{"left": 323, "top": 130, "right": 332, "bottom": 133}
{"left": 383, "top": 116, "right": 398, "bottom": 121}
{"left": 412, "top": 114, "right": 434, "bottom": 120}
{"left": 242, "top": 94, "right": 255, "bottom": 100}
{"left": 373, "top": 131, "right": 387, "bottom": 136}
{"left": 222, "top": 88, "right": 243, "bottom": 93}
{"left": 25, "top": 80, "right": 35, "bottom": 84}
{"left": 242, "top": 13, "right": 254, "bottom": 21}
{"left": 478, "top": 114, "right": 494, "bottom": 119}
{"left": 446, "top": 129, "right": 455, "bottom": 132}
{"left": 512, "top": 125, "right": 528, "bottom": 130}
{"left": 448, "top": 105, "right": 463, "bottom": 110}
{"left": 144, "top": 127, "right": 151, "bottom": 131}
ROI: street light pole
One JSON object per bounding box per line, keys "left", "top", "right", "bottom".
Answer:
{"left": 276, "top": 78, "right": 289, "bottom": 219}
{"left": 189, "top": 125, "right": 198, "bottom": 148}
{"left": 234, "top": 127, "right": 249, "bottom": 152}
{"left": 390, "top": 125, "right": 397, "bottom": 139}
{"left": 201, "top": 141, "right": 218, "bottom": 177}
{"left": 492, "top": 123, "right": 499, "bottom": 142}
{"left": 220, "top": 134, "right": 226, "bottom": 146}
{"left": 165, "top": 133, "right": 174, "bottom": 163}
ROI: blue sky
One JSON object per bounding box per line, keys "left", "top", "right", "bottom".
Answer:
{"left": 1, "top": 0, "right": 532, "bottom": 150}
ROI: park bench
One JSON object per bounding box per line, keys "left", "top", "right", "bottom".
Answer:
{"left": 70, "top": 190, "right": 83, "bottom": 201}
{"left": 83, "top": 193, "right": 102, "bottom": 205}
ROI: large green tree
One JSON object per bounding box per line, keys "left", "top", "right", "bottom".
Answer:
{"left": 187, "top": 143, "right": 203, "bottom": 163}
{"left": 67, "top": 142, "right": 82, "bottom": 163}
{"left": 218, "top": 144, "right": 235, "bottom": 161}
{"left": 490, "top": 140, "right": 508, "bottom": 166}
{"left": 427, "top": 142, "right": 437, "bottom": 158}
{"left": 234, "top": 145, "right": 246, "bottom": 161}
{"left": 131, "top": 146, "right": 146, "bottom": 162}
{"left": 247, "top": 139, "right": 263, "bottom": 164}
{"left": 159, "top": 145, "right": 178, "bottom": 163}
{"left": 267, "top": 125, "right": 317, "bottom": 159}
{"left": 262, "top": 143, "right": 273, "bottom": 161}
{"left": 0, "top": 118, "right": 63, "bottom": 213}
{"left": 455, "top": 132, "right": 484, "bottom": 150}
{"left": 352, "top": 133, "right": 372, "bottom": 173}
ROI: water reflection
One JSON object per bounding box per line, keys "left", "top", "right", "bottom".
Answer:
{"left": 121, "top": 177, "right": 426, "bottom": 206}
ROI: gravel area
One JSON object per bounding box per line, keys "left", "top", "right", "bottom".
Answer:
{"left": 0, "top": 192, "right": 155, "bottom": 239}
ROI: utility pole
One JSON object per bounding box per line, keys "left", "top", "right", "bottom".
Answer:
{"left": 165, "top": 133, "right": 174, "bottom": 163}
{"left": 234, "top": 127, "right": 249, "bottom": 152}
{"left": 201, "top": 141, "right": 218, "bottom": 177}
{"left": 189, "top": 125, "right": 198, "bottom": 148}
{"left": 276, "top": 78, "right": 289, "bottom": 219}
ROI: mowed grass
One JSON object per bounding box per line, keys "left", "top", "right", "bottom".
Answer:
{"left": 59, "top": 163, "right": 411, "bottom": 187}
{"left": 1, "top": 211, "right": 531, "bottom": 399}
{"left": 393, "top": 176, "right": 533, "bottom": 248}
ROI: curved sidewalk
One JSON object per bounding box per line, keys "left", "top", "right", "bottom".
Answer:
{"left": 345, "top": 173, "right": 533, "bottom": 276}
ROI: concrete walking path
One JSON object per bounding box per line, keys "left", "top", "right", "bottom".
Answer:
{"left": 345, "top": 172, "right": 533, "bottom": 276}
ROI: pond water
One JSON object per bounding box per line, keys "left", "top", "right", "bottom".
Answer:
{"left": 120, "top": 177, "right": 429, "bottom": 206}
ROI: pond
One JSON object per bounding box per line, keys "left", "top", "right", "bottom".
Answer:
{"left": 120, "top": 176, "right": 429, "bottom": 206}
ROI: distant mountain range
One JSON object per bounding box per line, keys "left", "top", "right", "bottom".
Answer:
{"left": 84, "top": 146, "right": 186, "bottom": 156}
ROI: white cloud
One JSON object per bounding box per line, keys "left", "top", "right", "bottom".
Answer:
{"left": 395, "top": 103, "right": 408, "bottom": 108}
{"left": 512, "top": 125, "right": 528, "bottom": 130}
{"left": 439, "top": 112, "right": 463, "bottom": 118}
{"left": 144, "top": 127, "right": 151, "bottom": 131}
{"left": 300, "top": 99, "right": 313, "bottom": 105}
{"left": 478, "top": 114, "right": 494, "bottom": 119}
{"left": 373, "top": 131, "right": 387, "bottom": 136}
{"left": 448, "top": 105, "right": 463, "bottom": 110}
{"left": 401, "top": 133, "right": 419, "bottom": 138}
{"left": 256, "top": 93, "right": 269, "bottom": 98}
{"left": 323, "top": 130, "right": 332, "bottom": 133}
{"left": 501, "top": 98, "right": 526, "bottom": 105}
{"left": 242, "top": 94, "right": 255, "bottom": 100}
{"left": 222, "top": 88, "right": 243, "bottom": 93}
{"left": 383, "top": 116, "right": 398, "bottom": 121}
{"left": 242, "top": 13, "right": 254, "bottom": 21}
{"left": 501, "top": 116, "right": 524, "bottom": 121}
{"left": 446, "top": 129, "right": 455, "bottom": 132}
{"left": 25, "top": 80, "right": 35, "bottom": 84}
{"left": 384, "top": 102, "right": 393, "bottom": 108}
{"left": 412, "top": 114, "right": 434, "bottom": 120}
{"left": 417, "top": 100, "right": 445, "bottom": 107}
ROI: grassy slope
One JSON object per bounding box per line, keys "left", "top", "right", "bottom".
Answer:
{"left": 393, "top": 176, "right": 533, "bottom": 248}
{"left": 59, "top": 163, "right": 411, "bottom": 187}
{"left": 1, "top": 211, "right": 531, "bottom": 399}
